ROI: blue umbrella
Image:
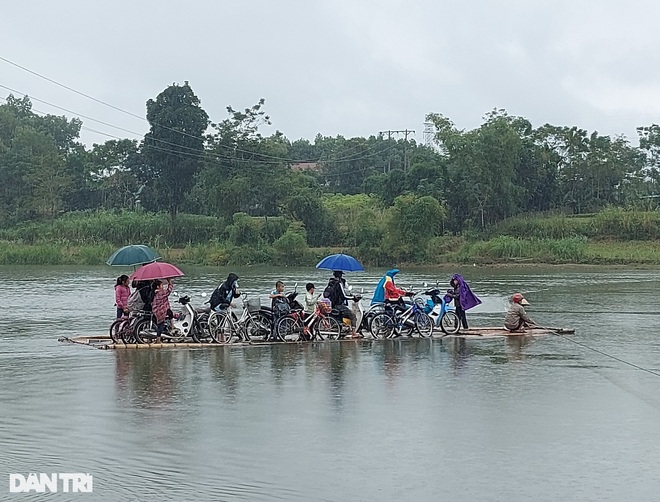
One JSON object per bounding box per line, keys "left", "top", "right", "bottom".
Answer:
{"left": 106, "top": 245, "right": 160, "bottom": 267}
{"left": 315, "top": 253, "right": 364, "bottom": 272}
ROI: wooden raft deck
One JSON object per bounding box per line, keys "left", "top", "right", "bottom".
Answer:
{"left": 449, "top": 326, "right": 575, "bottom": 338}
{"left": 59, "top": 326, "right": 575, "bottom": 350}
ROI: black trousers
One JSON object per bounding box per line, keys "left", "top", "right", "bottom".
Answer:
{"left": 335, "top": 304, "right": 356, "bottom": 328}
{"left": 455, "top": 305, "right": 468, "bottom": 329}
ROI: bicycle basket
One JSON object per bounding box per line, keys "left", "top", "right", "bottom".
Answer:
{"left": 414, "top": 297, "right": 426, "bottom": 309}
{"left": 317, "top": 298, "right": 332, "bottom": 314}
{"left": 246, "top": 297, "right": 261, "bottom": 312}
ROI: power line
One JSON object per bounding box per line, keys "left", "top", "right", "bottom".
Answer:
{"left": 0, "top": 95, "right": 404, "bottom": 180}
{"left": 0, "top": 88, "right": 401, "bottom": 168}
{"left": 378, "top": 129, "right": 415, "bottom": 173}
{"left": 0, "top": 74, "right": 395, "bottom": 166}
{"left": 0, "top": 55, "right": 414, "bottom": 171}
{"left": 0, "top": 55, "right": 145, "bottom": 121}
{"left": 0, "top": 55, "right": 335, "bottom": 163}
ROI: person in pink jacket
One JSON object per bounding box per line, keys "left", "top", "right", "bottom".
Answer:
{"left": 114, "top": 275, "right": 130, "bottom": 318}
{"left": 152, "top": 279, "right": 173, "bottom": 343}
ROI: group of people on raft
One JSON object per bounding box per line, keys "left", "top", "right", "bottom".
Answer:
{"left": 113, "top": 269, "right": 537, "bottom": 340}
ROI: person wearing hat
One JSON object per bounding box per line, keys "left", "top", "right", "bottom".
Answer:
{"left": 504, "top": 293, "right": 536, "bottom": 332}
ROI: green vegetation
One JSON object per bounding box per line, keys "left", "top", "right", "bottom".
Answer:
{"left": 2, "top": 83, "right": 660, "bottom": 266}
{"left": 1, "top": 208, "right": 660, "bottom": 266}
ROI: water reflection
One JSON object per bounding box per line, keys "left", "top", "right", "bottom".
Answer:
{"left": 4, "top": 265, "right": 660, "bottom": 501}
{"left": 114, "top": 350, "right": 194, "bottom": 412}
{"left": 504, "top": 335, "right": 532, "bottom": 362}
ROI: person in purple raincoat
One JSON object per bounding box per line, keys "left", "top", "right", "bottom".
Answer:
{"left": 446, "top": 274, "right": 481, "bottom": 329}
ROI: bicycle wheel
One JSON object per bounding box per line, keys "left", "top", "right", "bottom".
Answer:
{"left": 440, "top": 311, "right": 461, "bottom": 335}
{"left": 397, "top": 315, "right": 415, "bottom": 337}
{"left": 246, "top": 311, "right": 271, "bottom": 340}
{"left": 194, "top": 313, "right": 213, "bottom": 343}
{"left": 276, "top": 316, "right": 300, "bottom": 342}
{"left": 134, "top": 318, "right": 157, "bottom": 344}
{"left": 109, "top": 319, "right": 125, "bottom": 343}
{"left": 125, "top": 316, "right": 144, "bottom": 343}
{"left": 414, "top": 311, "right": 434, "bottom": 338}
{"left": 209, "top": 312, "right": 233, "bottom": 343}
{"left": 370, "top": 313, "right": 395, "bottom": 339}
{"left": 314, "top": 316, "right": 341, "bottom": 340}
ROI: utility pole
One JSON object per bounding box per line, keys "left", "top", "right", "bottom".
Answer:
{"left": 379, "top": 129, "right": 415, "bottom": 173}
{"left": 403, "top": 129, "right": 414, "bottom": 172}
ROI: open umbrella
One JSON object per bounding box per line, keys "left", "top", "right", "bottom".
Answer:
{"left": 106, "top": 245, "right": 160, "bottom": 267}
{"left": 316, "top": 253, "right": 364, "bottom": 272}
{"left": 130, "top": 262, "right": 185, "bottom": 281}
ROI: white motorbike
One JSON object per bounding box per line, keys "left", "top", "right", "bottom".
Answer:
{"left": 133, "top": 294, "right": 208, "bottom": 344}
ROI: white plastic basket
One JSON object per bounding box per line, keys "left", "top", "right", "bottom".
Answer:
{"left": 246, "top": 297, "right": 261, "bottom": 312}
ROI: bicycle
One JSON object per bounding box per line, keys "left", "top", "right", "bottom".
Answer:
{"left": 208, "top": 294, "right": 271, "bottom": 343}
{"left": 369, "top": 295, "right": 434, "bottom": 339}
{"left": 110, "top": 310, "right": 153, "bottom": 344}
{"left": 275, "top": 298, "right": 341, "bottom": 342}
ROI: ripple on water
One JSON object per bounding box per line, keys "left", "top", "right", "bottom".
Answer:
{"left": 2, "top": 266, "right": 660, "bottom": 501}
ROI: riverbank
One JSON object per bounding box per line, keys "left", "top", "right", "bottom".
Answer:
{"left": 2, "top": 238, "right": 659, "bottom": 266}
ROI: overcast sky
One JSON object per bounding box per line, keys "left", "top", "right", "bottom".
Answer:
{"left": 2, "top": 0, "right": 659, "bottom": 147}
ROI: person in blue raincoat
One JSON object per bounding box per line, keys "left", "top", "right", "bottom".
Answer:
{"left": 371, "top": 269, "right": 400, "bottom": 305}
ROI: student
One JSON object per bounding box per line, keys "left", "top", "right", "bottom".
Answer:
{"left": 446, "top": 274, "right": 481, "bottom": 329}
{"left": 383, "top": 269, "right": 409, "bottom": 310}
{"left": 504, "top": 293, "right": 536, "bottom": 332}
{"left": 130, "top": 279, "right": 156, "bottom": 312}
{"left": 152, "top": 279, "right": 174, "bottom": 343}
{"left": 325, "top": 271, "right": 361, "bottom": 338}
{"left": 209, "top": 273, "right": 240, "bottom": 311}
{"left": 371, "top": 269, "right": 399, "bottom": 305}
{"left": 304, "top": 283, "right": 317, "bottom": 315}
{"left": 269, "top": 281, "right": 289, "bottom": 341}
{"left": 114, "top": 275, "right": 130, "bottom": 318}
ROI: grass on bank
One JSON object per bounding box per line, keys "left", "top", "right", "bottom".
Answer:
{"left": 1, "top": 207, "right": 660, "bottom": 266}
{"left": 2, "top": 238, "right": 660, "bottom": 266}
{"left": 493, "top": 208, "right": 660, "bottom": 241}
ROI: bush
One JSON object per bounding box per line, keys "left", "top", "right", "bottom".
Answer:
{"left": 227, "top": 245, "right": 275, "bottom": 266}
{"left": 273, "top": 222, "right": 310, "bottom": 265}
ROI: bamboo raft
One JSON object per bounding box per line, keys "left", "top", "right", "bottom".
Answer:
{"left": 59, "top": 326, "right": 575, "bottom": 350}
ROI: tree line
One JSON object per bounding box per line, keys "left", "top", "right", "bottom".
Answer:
{"left": 1, "top": 82, "right": 660, "bottom": 258}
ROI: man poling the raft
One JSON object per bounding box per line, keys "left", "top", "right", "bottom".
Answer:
{"left": 504, "top": 293, "right": 536, "bottom": 332}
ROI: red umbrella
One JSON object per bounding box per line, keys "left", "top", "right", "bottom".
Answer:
{"left": 129, "top": 262, "right": 185, "bottom": 281}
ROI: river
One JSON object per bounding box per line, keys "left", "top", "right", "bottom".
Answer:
{"left": 1, "top": 265, "right": 659, "bottom": 501}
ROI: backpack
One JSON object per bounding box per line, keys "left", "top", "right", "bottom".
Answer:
{"left": 323, "top": 279, "right": 342, "bottom": 307}
{"left": 127, "top": 288, "right": 145, "bottom": 312}
{"left": 272, "top": 296, "right": 290, "bottom": 317}
{"left": 210, "top": 284, "right": 230, "bottom": 310}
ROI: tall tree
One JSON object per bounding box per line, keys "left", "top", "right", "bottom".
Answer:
{"left": 143, "top": 82, "right": 209, "bottom": 219}
{"left": 200, "top": 99, "right": 290, "bottom": 218}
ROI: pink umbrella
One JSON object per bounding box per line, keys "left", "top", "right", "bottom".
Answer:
{"left": 129, "top": 262, "right": 185, "bottom": 281}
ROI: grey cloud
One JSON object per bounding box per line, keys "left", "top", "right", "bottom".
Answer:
{"left": 1, "top": 0, "right": 659, "bottom": 146}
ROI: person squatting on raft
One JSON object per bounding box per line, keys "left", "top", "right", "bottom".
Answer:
{"left": 152, "top": 279, "right": 174, "bottom": 343}
{"left": 504, "top": 293, "right": 536, "bottom": 332}
{"left": 445, "top": 274, "right": 481, "bottom": 329}
{"left": 325, "top": 271, "right": 361, "bottom": 338}
{"left": 114, "top": 275, "right": 130, "bottom": 318}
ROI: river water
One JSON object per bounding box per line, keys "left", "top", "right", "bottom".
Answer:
{"left": 1, "top": 265, "right": 659, "bottom": 501}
